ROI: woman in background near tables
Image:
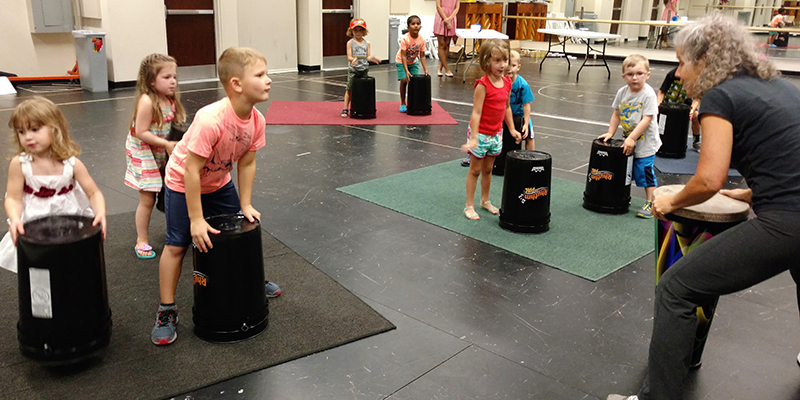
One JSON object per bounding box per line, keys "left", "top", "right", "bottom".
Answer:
{"left": 433, "top": 0, "right": 460, "bottom": 77}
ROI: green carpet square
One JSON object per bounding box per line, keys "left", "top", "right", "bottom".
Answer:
{"left": 338, "top": 161, "right": 654, "bottom": 281}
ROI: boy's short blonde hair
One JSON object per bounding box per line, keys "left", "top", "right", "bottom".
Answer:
{"left": 622, "top": 54, "right": 650, "bottom": 73}
{"left": 478, "top": 39, "right": 510, "bottom": 73}
{"left": 217, "top": 47, "right": 267, "bottom": 88}
{"left": 510, "top": 50, "right": 521, "bottom": 64}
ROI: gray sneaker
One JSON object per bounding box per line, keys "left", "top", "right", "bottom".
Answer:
{"left": 265, "top": 281, "right": 282, "bottom": 298}
{"left": 607, "top": 396, "right": 638, "bottom": 400}
{"left": 692, "top": 141, "right": 701, "bottom": 152}
{"left": 151, "top": 307, "right": 178, "bottom": 346}
{"left": 636, "top": 201, "right": 653, "bottom": 219}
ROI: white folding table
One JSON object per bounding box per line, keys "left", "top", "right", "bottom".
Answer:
{"left": 537, "top": 28, "right": 621, "bottom": 81}
{"left": 454, "top": 28, "right": 509, "bottom": 82}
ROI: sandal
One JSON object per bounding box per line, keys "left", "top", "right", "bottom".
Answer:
{"left": 341, "top": 109, "right": 349, "bottom": 118}
{"left": 135, "top": 244, "right": 156, "bottom": 259}
{"left": 481, "top": 201, "right": 499, "bottom": 215}
{"left": 445, "top": 72, "right": 454, "bottom": 78}
{"left": 464, "top": 206, "right": 480, "bottom": 220}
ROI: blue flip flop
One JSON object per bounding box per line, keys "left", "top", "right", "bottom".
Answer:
{"left": 135, "top": 244, "right": 156, "bottom": 259}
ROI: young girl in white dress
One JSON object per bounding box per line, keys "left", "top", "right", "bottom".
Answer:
{"left": 0, "top": 97, "right": 107, "bottom": 272}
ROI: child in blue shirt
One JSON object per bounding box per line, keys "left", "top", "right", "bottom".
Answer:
{"left": 507, "top": 50, "right": 535, "bottom": 150}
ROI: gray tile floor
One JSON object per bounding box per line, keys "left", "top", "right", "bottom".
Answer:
{"left": 1, "top": 52, "right": 799, "bottom": 399}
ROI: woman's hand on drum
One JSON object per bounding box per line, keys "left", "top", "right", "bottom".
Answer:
{"left": 191, "top": 218, "right": 220, "bottom": 253}
{"left": 719, "top": 188, "right": 753, "bottom": 205}
{"left": 651, "top": 193, "right": 676, "bottom": 220}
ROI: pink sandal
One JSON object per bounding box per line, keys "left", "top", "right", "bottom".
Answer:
{"left": 135, "top": 244, "right": 156, "bottom": 259}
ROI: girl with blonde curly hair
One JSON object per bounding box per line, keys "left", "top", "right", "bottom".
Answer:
{"left": 609, "top": 13, "right": 800, "bottom": 400}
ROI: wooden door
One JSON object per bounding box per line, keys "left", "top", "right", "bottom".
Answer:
{"left": 610, "top": 0, "right": 623, "bottom": 34}
{"left": 165, "top": 0, "right": 216, "bottom": 67}
{"left": 649, "top": 0, "right": 660, "bottom": 38}
{"left": 322, "top": 0, "right": 352, "bottom": 57}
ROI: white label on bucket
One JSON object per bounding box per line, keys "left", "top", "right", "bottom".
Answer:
{"left": 658, "top": 113, "right": 667, "bottom": 136}
{"left": 29, "top": 268, "right": 53, "bottom": 319}
{"left": 625, "top": 156, "right": 634, "bottom": 186}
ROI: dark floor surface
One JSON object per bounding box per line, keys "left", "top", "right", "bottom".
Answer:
{"left": 1, "top": 55, "right": 799, "bottom": 400}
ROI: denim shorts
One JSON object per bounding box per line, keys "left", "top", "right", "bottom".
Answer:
{"left": 467, "top": 125, "right": 503, "bottom": 159}
{"left": 164, "top": 180, "right": 241, "bottom": 247}
{"left": 632, "top": 155, "right": 657, "bottom": 188}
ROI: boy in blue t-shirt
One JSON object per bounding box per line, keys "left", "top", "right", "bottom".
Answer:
{"left": 507, "top": 50, "right": 535, "bottom": 150}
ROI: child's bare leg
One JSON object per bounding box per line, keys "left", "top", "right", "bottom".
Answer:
{"left": 645, "top": 186, "right": 657, "bottom": 202}
{"left": 525, "top": 138, "right": 536, "bottom": 151}
{"left": 135, "top": 191, "right": 156, "bottom": 255}
{"left": 158, "top": 245, "right": 189, "bottom": 304}
{"left": 400, "top": 79, "right": 408, "bottom": 106}
{"left": 343, "top": 89, "right": 351, "bottom": 111}
{"left": 465, "top": 156, "right": 483, "bottom": 219}
{"left": 479, "top": 155, "right": 500, "bottom": 214}
{"left": 479, "top": 155, "right": 494, "bottom": 204}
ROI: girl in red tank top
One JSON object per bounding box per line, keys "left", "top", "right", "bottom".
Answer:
{"left": 460, "top": 39, "right": 521, "bottom": 220}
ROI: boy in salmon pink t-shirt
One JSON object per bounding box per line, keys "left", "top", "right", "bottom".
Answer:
{"left": 151, "top": 47, "right": 281, "bottom": 346}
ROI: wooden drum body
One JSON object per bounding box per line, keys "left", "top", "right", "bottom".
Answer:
{"left": 654, "top": 185, "right": 750, "bottom": 368}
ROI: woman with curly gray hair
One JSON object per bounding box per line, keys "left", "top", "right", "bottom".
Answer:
{"left": 609, "top": 13, "right": 800, "bottom": 400}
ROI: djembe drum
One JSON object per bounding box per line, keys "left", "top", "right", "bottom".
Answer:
{"left": 193, "top": 214, "right": 269, "bottom": 343}
{"left": 17, "top": 215, "right": 111, "bottom": 364}
{"left": 654, "top": 184, "right": 750, "bottom": 368}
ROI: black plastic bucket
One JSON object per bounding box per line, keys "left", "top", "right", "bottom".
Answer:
{"left": 350, "top": 76, "right": 376, "bottom": 119}
{"left": 407, "top": 74, "right": 432, "bottom": 116}
{"left": 493, "top": 117, "right": 524, "bottom": 176}
{"left": 657, "top": 102, "right": 690, "bottom": 159}
{"left": 583, "top": 139, "right": 633, "bottom": 214}
{"left": 17, "top": 215, "right": 111, "bottom": 365}
{"left": 499, "top": 150, "right": 552, "bottom": 233}
{"left": 192, "top": 214, "right": 268, "bottom": 343}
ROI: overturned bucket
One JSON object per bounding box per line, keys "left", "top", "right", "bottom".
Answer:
{"left": 17, "top": 215, "right": 111, "bottom": 365}
{"left": 193, "top": 214, "right": 268, "bottom": 343}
